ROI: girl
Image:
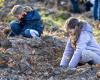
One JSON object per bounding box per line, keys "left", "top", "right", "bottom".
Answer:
{"left": 60, "top": 17, "right": 100, "bottom": 68}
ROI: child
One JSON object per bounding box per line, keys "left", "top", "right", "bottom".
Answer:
{"left": 60, "top": 17, "right": 100, "bottom": 68}
{"left": 9, "top": 5, "right": 43, "bottom": 38}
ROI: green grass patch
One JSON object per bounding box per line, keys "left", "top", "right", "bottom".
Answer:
{"left": 40, "top": 10, "right": 69, "bottom": 28}
{"left": 0, "top": 0, "right": 4, "bottom": 7}
{"left": 93, "top": 28, "right": 100, "bottom": 43}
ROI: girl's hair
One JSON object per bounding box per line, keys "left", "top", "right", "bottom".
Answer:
{"left": 65, "top": 17, "right": 84, "bottom": 49}
{"left": 65, "top": 17, "right": 79, "bottom": 29}
{"left": 64, "top": 17, "right": 84, "bottom": 36}
{"left": 11, "top": 5, "right": 32, "bottom": 16}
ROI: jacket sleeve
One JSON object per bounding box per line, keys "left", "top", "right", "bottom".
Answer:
{"left": 63, "top": 38, "right": 74, "bottom": 56}
{"left": 60, "top": 38, "right": 74, "bottom": 67}
{"left": 32, "top": 10, "right": 41, "bottom": 20}
{"left": 69, "top": 31, "right": 91, "bottom": 68}
{"left": 32, "top": 10, "right": 43, "bottom": 36}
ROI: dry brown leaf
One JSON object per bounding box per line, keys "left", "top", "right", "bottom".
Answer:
{"left": 0, "top": 60, "right": 5, "bottom": 64}
{"left": 96, "top": 64, "right": 100, "bottom": 68}
{"left": 7, "top": 58, "right": 15, "bottom": 67}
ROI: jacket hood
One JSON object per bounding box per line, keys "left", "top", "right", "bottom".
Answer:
{"left": 24, "top": 10, "right": 41, "bottom": 20}
{"left": 81, "top": 22, "right": 93, "bottom": 33}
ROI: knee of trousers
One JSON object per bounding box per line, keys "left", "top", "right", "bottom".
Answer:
{"left": 9, "top": 20, "right": 22, "bottom": 35}
{"left": 9, "top": 20, "right": 20, "bottom": 29}
{"left": 24, "top": 29, "right": 32, "bottom": 38}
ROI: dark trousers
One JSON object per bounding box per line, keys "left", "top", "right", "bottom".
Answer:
{"left": 9, "top": 20, "right": 33, "bottom": 38}
{"left": 70, "top": 0, "right": 80, "bottom": 13}
{"left": 93, "top": 0, "right": 100, "bottom": 21}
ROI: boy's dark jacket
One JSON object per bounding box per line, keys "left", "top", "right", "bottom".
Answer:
{"left": 20, "top": 10, "right": 43, "bottom": 37}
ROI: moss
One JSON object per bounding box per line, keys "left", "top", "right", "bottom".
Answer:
{"left": 40, "top": 10, "right": 69, "bottom": 28}
{"left": 93, "top": 28, "right": 100, "bottom": 43}
{"left": 0, "top": 0, "right": 4, "bottom": 7}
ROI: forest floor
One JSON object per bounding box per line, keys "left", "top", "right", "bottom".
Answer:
{"left": 0, "top": 1, "right": 100, "bottom": 80}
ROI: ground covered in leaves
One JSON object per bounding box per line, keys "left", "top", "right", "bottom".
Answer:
{"left": 0, "top": 0, "right": 100, "bottom": 80}
{"left": 0, "top": 24, "right": 99, "bottom": 80}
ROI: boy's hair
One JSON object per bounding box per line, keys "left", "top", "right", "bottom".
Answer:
{"left": 11, "top": 5, "right": 32, "bottom": 16}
